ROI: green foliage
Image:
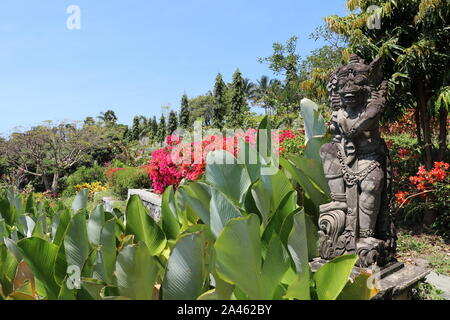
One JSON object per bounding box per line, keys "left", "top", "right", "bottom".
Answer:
{"left": 228, "top": 69, "right": 249, "bottom": 128}
{"left": 0, "top": 115, "right": 376, "bottom": 301}
{"left": 213, "top": 73, "right": 228, "bottom": 129}
{"left": 167, "top": 110, "right": 178, "bottom": 135}
{"left": 179, "top": 94, "right": 190, "bottom": 129}
{"left": 108, "top": 168, "right": 152, "bottom": 199}
{"left": 157, "top": 114, "right": 167, "bottom": 144}
{"left": 327, "top": 0, "right": 450, "bottom": 168}
{"left": 63, "top": 165, "right": 106, "bottom": 197}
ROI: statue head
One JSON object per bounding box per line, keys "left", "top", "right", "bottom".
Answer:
{"left": 328, "top": 54, "right": 384, "bottom": 110}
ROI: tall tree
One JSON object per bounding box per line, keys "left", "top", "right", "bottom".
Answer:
{"left": 157, "top": 114, "right": 167, "bottom": 144}
{"left": 228, "top": 69, "right": 249, "bottom": 128}
{"left": 168, "top": 110, "right": 179, "bottom": 135}
{"left": 151, "top": 116, "right": 158, "bottom": 140}
{"left": 327, "top": 0, "right": 449, "bottom": 169}
{"left": 130, "top": 116, "right": 141, "bottom": 141}
{"left": 97, "top": 110, "right": 118, "bottom": 126}
{"left": 213, "top": 73, "right": 227, "bottom": 129}
{"left": 189, "top": 93, "right": 215, "bottom": 127}
{"left": 1, "top": 122, "right": 104, "bottom": 193}
{"left": 179, "top": 94, "right": 190, "bottom": 128}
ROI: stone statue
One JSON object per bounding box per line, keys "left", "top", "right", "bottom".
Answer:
{"left": 318, "top": 54, "right": 396, "bottom": 267}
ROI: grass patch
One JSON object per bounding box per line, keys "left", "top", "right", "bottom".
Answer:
{"left": 397, "top": 231, "right": 450, "bottom": 276}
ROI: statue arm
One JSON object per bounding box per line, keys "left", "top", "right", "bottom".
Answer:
{"left": 346, "top": 82, "right": 387, "bottom": 138}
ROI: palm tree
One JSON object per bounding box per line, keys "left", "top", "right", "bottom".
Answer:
{"left": 243, "top": 78, "right": 257, "bottom": 103}
{"left": 254, "top": 76, "right": 281, "bottom": 116}
{"left": 97, "top": 110, "right": 118, "bottom": 125}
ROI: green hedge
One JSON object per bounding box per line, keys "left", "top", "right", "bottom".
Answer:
{"left": 109, "top": 167, "right": 152, "bottom": 199}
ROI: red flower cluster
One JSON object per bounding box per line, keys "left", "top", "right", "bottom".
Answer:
{"left": 148, "top": 130, "right": 258, "bottom": 194}
{"left": 147, "top": 129, "right": 298, "bottom": 194}
{"left": 395, "top": 161, "right": 449, "bottom": 206}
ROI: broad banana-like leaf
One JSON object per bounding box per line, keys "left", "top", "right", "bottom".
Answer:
{"left": 251, "top": 180, "right": 271, "bottom": 225}
{"left": 0, "top": 244, "right": 18, "bottom": 297}
{"left": 53, "top": 209, "right": 72, "bottom": 247}
{"left": 125, "top": 195, "right": 167, "bottom": 256}
{"left": 215, "top": 214, "right": 265, "bottom": 300}
{"left": 115, "top": 242, "right": 159, "bottom": 300}
{"left": 64, "top": 213, "right": 91, "bottom": 272}
{"left": 300, "top": 98, "right": 326, "bottom": 144}
{"left": 314, "top": 254, "right": 358, "bottom": 300}
{"left": 87, "top": 205, "right": 105, "bottom": 246}
{"left": 182, "top": 182, "right": 211, "bottom": 225}
{"left": 162, "top": 232, "right": 208, "bottom": 300}
{"left": 161, "top": 186, "right": 180, "bottom": 240}
{"left": 72, "top": 189, "right": 88, "bottom": 213}
{"left": 284, "top": 211, "right": 311, "bottom": 300}
{"left": 261, "top": 235, "right": 290, "bottom": 299}
{"left": 99, "top": 220, "right": 116, "bottom": 285}
{"left": 338, "top": 272, "right": 379, "bottom": 300}
{"left": 209, "top": 188, "right": 242, "bottom": 239}
{"left": 17, "top": 237, "right": 60, "bottom": 299}
{"left": 206, "top": 150, "right": 252, "bottom": 205}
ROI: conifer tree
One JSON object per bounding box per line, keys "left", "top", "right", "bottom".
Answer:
{"left": 168, "top": 110, "right": 178, "bottom": 135}
{"left": 157, "top": 114, "right": 167, "bottom": 144}
{"left": 131, "top": 116, "right": 141, "bottom": 141}
{"left": 228, "top": 69, "right": 249, "bottom": 128}
{"left": 179, "top": 94, "right": 190, "bottom": 128}
{"left": 213, "top": 73, "right": 227, "bottom": 129}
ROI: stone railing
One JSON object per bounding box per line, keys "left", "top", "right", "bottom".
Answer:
{"left": 127, "top": 189, "right": 162, "bottom": 222}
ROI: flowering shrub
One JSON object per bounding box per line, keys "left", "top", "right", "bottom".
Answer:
{"left": 147, "top": 129, "right": 301, "bottom": 194}
{"left": 75, "top": 182, "right": 108, "bottom": 198}
{"left": 279, "top": 129, "right": 305, "bottom": 156}
{"left": 395, "top": 162, "right": 449, "bottom": 237}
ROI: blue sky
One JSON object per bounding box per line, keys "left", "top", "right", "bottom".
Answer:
{"left": 0, "top": 0, "right": 347, "bottom": 134}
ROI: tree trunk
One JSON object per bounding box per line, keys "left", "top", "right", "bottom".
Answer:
{"left": 437, "top": 106, "right": 448, "bottom": 161}
{"left": 416, "top": 82, "right": 436, "bottom": 227}
{"left": 51, "top": 171, "right": 60, "bottom": 194}
{"left": 417, "top": 83, "right": 433, "bottom": 170}
{"left": 42, "top": 174, "right": 50, "bottom": 192}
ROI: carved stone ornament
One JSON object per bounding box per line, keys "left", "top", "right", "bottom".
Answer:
{"left": 319, "top": 54, "right": 397, "bottom": 267}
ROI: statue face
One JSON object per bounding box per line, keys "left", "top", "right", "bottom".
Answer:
{"left": 337, "top": 69, "right": 369, "bottom": 109}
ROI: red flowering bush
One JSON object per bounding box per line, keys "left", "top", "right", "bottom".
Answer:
{"left": 395, "top": 162, "right": 449, "bottom": 237}
{"left": 147, "top": 129, "right": 300, "bottom": 194}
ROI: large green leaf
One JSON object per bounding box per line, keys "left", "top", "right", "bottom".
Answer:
{"left": 261, "top": 235, "right": 290, "bottom": 299}
{"left": 87, "top": 205, "right": 105, "bottom": 246}
{"left": 64, "top": 213, "right": 91, "bottom": 272}
{"left": 215, "top": 214, "right": 264, "bottom": 300}
{"left": 72, "top": 189, "right": 88, "bottom": 213}
{"left": 314, "top": 254, "right": 358, "bottom": 300}
{"left": 182, "top": 182, "right": 211, "bottom": 225}
{"left": 260, "top": 170, "right": 294, "bottom": 214}
{"left": 162, "top": 232, "right": 208, "bottom": 300}
{"left": 300, "top": 98, "right": 326, "bottom": 143}
{"left": 209, "top": 188, "right": 242, "bottom": 238}
{"left": 206, "top": 150, "right": 251, "bottom": 204}
{"left": 161, "top": 186, "right": 180, "bottom": 240}
{"left": 251, "top": 180, "right": 271, "bottom": 225}
{"left": 17, "top": 237, "right": 60, "bottom": 299}
{"left": 0, "top": 244, "right": 18, "bottom": 296}
{"left": 53, "top": 209, "right": 72, "bottom": 247}
{"left": 93, "top": 219, "right": 116, "bottom": 285}
{"left": 115, "top": 242, "right": 159, "bottom": 300}
{"left": 125, "top": 195, "right": 167, "bottom": 256}
{"left": 284, "top": 211, "right": 311, "bottom": 300}
{"left": 338, "top": 272, "right": 379, "bottom": 300}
